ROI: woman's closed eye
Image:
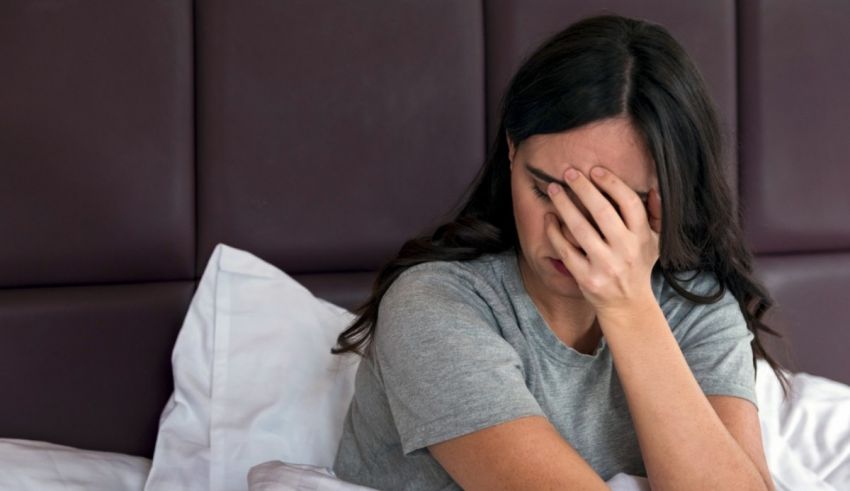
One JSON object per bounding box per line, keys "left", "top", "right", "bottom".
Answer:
{"left": 530, "top": 183, "right": 606, "bottom": 210}
{"left": 531, "top": 184, "right": 589, "bottom": 204}
{"left": 531, "top": 185, "right": 550, "bottom": 201}
{"left": 531, "top": 184, "right": 589, "bottom": 212}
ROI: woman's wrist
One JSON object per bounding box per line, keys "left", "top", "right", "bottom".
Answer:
{"left": 594, "top": 292, "right": 661, "bottom": 333}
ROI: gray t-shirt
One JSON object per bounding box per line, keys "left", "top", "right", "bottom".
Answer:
{"left": 333, "top": 249, "right": 757, "bottom": 490}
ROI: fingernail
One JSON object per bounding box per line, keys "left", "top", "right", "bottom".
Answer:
{"left": 547, "top": 182, "right": 561, "bottom": 195}
{"left": 565, "top": 168, "right": 579, "bottom": 181}
{"left": 592, "top": 167, "right": 605, "bottom": 178}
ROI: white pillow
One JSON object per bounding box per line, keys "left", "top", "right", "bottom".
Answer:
{"left": 0, "top": 438, "right": 151, "bottom": 491}
{"left": 144, "top": 243, "right": 360, "bottom": 491}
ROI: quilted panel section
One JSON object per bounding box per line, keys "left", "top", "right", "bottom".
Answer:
{"left": 739, "top": 0, "right": 850, "bottom": 253}
{"left": 196, "top": 0, "right": 485, "bottom": 273}
{"left": 754, "top": 253, "right": 850, "bottom": 385}
{"left": 0, "top": 282, "right": 194, "bottom": 457}
{"left": 0, "top": 0, "right": 194, "bottom": 287}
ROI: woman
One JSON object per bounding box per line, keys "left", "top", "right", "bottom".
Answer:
{"left": 331, "top": 14, "right": 789, "bottom": 490}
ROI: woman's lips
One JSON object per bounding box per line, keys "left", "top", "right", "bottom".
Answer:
{"left": 549, "top": 258, "right": 573, "bottom": 277}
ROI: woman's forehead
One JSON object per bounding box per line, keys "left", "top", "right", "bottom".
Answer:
{"left": 521, "top": 119, "right": 657, "bottom": 184}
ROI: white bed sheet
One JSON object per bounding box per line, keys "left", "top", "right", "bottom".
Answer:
{"left": 247, "top": 462, "right": 652, "bottom": 490}
{"left": 0, "top": 438, "right": 151, "bottom": 491}
{"left": 756, "top": 359, "right": 850, "bottom": 490}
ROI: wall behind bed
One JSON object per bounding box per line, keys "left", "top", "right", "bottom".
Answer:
{"left": 1, "top": 0, "right": 847, "bottom": 458}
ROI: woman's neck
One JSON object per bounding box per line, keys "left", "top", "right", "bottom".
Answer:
{"left": 517, "top": 254, "right": 602, "bottom": 352}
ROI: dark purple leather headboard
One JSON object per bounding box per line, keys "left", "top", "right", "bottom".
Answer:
{"left": 1, "top": 0, "right": 848, "bottom": 458}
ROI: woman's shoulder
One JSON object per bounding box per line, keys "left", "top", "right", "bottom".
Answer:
{"left": 386, "top": 251, "right": 512, "bottom": 299}
{"left": 653, "top": 267, "right": 742, "bottom": 332}
{"left": 373, "top": 253, "right": 514, "bottom": 353}
{"left": 654, "top": 267, "right": 729, "bottom": 302}
{"left": 375, "top": 252, "right": 516, "bottom": 336}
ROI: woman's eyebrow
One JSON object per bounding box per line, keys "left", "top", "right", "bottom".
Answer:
{"left": 525, "top": 162, "right": 649, "bottom": 202}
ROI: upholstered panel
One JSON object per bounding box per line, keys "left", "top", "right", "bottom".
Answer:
{"left": 484, "top": 0, "right": 738, "bottom": 193}
{"left": 0, "top": 0, "right": 195, "bottom": 286}
{"left": 754, "top": 254, "right": 850, "bottom": 385}
{"left": 297, "top": 272, "right": 376, "bottom": 313}
{"left": 0, "top": 283, "right": 194, "bottom": 456}
{"left": 195, "top": 0, "right": 485, "bottom": 274}
{"left": 739, "top": 0, "right": 850, "bottom": 253}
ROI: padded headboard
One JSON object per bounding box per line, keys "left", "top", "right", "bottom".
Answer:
{"left": 1, "top": 0, "right": 848, "bottom": 458}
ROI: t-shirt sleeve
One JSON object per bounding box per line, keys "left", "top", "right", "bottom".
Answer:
{"left": 373, "top": 264, "right": 546, "bottom": 456}
{"left": 670, "top": 272, "right": 758, "bottom": 409}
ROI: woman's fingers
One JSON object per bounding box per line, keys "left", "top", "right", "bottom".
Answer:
{"left": 586, "top": 166, "right": 650, "bottom": 232}
{"left": 546, "top": 180, "right": 610, "bottom": 261}
{"left": 543, "top": 212, "right": 590, "bottom": 276}
{"left": 557, "top": 168, "right": 629, "bottom": 242}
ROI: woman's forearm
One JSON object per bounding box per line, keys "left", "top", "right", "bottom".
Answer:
{"left": 598, "top": 301, "right": 769, "bottom": 491}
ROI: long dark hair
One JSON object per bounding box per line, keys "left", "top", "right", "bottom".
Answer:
{"left": 331, "top": 14, "right": 791, "bottom": 397}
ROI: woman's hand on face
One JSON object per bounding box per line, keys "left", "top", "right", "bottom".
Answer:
{"left": 544, "top": 166, "right": 662, "bottom": 319}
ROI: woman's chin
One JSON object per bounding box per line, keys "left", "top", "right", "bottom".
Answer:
{"left": 520, "top": 253, "right": 582, "bottom": 296}
{"left": 551, "top": 279, "right": 583, "bottom": 296}
{"left": 544, "top": 270, "right": 583, "bottom": 296}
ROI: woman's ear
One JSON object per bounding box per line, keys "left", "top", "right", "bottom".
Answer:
{"left": 648, "top": 188, "right": 662, "bottom": 234}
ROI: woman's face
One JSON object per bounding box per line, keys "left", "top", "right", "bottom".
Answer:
{"left": 507, "top": 117, "right": 658, "bottom": 298}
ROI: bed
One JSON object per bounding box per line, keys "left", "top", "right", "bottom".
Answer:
{"left": 1, "top": 1, "right": 848, "bottom": 490}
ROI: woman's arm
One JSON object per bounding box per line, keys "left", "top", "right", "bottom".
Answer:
{"left": 599, "top": 302, "right": 775, "bottom": 491}
{"left": 429, "top": 415, "right": 609, "bottom": 490}
{"left": 542, "top": 166, "right": 774, "bottom": 490}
